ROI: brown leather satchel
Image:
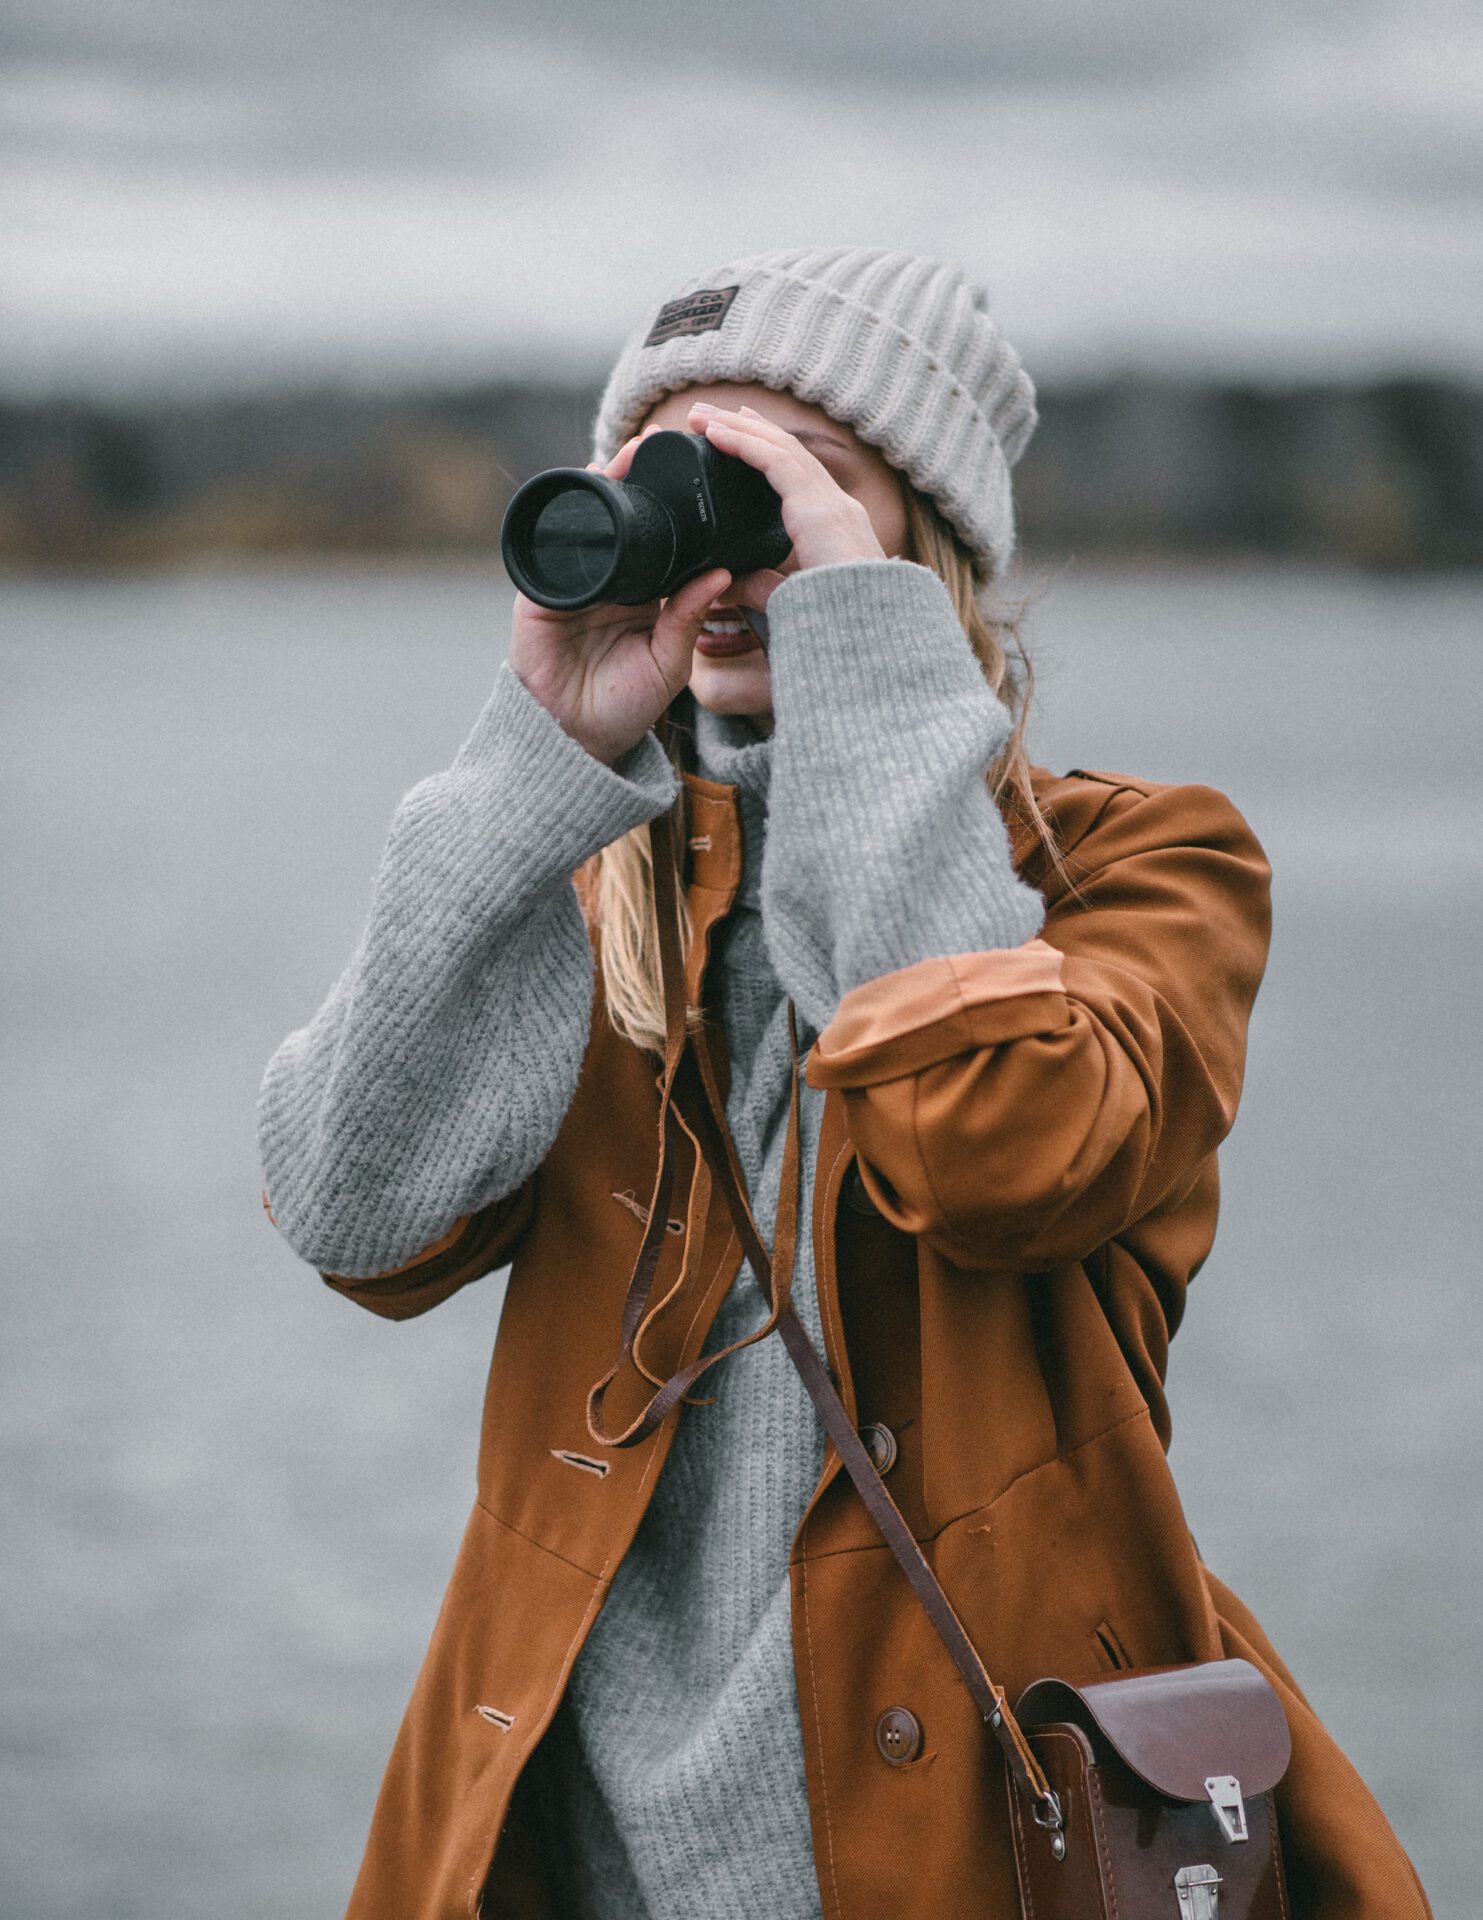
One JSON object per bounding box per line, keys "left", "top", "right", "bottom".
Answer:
{"left": 586, "top": 809, "right": 1295, "bottom": 1919}
{"left": 1007, "top": 1662, "right": 1292, "bottom": 1918}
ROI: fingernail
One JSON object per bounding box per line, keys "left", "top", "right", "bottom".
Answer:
{"left": 688, "top": 401, "right": 720, "bottom": 416}
{"left": 738, "top": 405, "right": 764, "bottom": 417}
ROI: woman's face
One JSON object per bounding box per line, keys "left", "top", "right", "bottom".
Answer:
{"left": 639, "top": 381, "right": 909, "bottom": 730}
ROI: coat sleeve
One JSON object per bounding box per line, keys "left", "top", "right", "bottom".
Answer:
{"left": 805, "top": 776, "right": 1272, "bottom": 1272}
{"left": 297, "top": 1183, "right": 537, "bottom": 1322}
{"left": 757, "top": 558, "right": 1046, "bottom": 1036}
{"left": 256, "top": 662, "right": 678, "bottom": 1287}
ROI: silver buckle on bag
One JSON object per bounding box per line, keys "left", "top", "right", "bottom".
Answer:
{"left": 1204, "top": 1774, "right": 1248, "bottom": 1843}
{"left": 1174, "top": 1864, "right": 1223, "bottom": 1919}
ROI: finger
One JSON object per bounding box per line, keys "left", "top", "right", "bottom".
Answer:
{"left": 610, "top": 421, "right": 669, "bottom": 479}
{"left": 691, "top": 401, "right": 818, "bottom": 459}
{"left": 604, "top": 433, "right": 645, "bottom": 481}
{"left": 736, "top": 404, "right": 806, "bottom": 440}
{"left": 665, "top": 567, "right": 731, "bottom": 629}
{"left": 650, "top": 567, "right": 731, "bottom": 671}
{"left": 696, "top": 412, "right": 828, "bottom": 492}
{"left": 691, "top": 401, "right": 825, "bottom": 463}
{"left": 728, "top": 567, "right": 787, "bottom": 611}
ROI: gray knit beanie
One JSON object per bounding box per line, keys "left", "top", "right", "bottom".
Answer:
{"left": 592, "top": 246, "right": 1037, "bottom": 581}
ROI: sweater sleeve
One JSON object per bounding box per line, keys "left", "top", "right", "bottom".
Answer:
{"left": 256, "top": 662, "right": 678, "bottom": 1279}
{"left": 757, "top": 558, "right": 1046, "bottom": 1034}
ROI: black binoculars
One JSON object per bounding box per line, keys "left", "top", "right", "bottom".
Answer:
{"left": 500, "top": 431, "right": 791, "bottom": 611}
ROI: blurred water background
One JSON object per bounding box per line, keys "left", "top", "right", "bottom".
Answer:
{"left": 3, "top": 562, "right": 1479, "bottom": 1918}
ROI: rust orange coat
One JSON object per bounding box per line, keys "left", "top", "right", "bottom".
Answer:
{"left": 311, "top": 763, "right": 1431, "bottom": 1920}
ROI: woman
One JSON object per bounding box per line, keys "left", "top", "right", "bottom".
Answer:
{"left": 257, "top": 248, "right": 1430, "bottom": 1919}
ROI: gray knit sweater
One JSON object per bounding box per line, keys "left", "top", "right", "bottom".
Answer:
{"left": 257, "top": 559, "right": 1045, "bottom": 1918}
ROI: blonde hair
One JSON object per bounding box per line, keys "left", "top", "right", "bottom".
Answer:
{"left": 589, "top": 480, "right": 1062, "bottom": 1059}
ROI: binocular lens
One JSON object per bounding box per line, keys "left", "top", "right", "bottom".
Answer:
{"left": 527, "top": 488, "right": 617, "bottom": 599}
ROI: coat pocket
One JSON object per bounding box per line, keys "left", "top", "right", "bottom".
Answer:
{"left": 1091, "top": 1616, "right": 1133, "bottom": 1672}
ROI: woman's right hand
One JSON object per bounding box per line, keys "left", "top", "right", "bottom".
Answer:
{"left": 508, "top": 431, "right": 730, "bottom": 766}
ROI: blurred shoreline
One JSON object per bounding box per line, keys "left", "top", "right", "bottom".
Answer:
{"left": 2, "top": 374, "right": 1480, "bottom": 575}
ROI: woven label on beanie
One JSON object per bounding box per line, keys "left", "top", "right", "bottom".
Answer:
{"left": 643, "top": 285, "right": 740, "bottom": 347}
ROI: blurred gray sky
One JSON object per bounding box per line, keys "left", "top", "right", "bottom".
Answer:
{"left": 3, "top": 0, "right": 1480, "bottom": 394}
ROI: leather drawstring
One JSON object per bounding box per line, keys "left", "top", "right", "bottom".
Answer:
{"left": 583, "top": 801, "right": 692, "bottom": 1446}
{"left": 585, "top": 807, "right": 803, "bottom": 1444}
{"left": 629, "top": 1097, "right": 711, "bottom": 1392}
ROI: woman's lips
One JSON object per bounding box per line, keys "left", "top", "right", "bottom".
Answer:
{"left": 694, "top": 620, "right": 761, "bottom": 659}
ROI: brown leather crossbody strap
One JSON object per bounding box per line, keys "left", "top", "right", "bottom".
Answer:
{"left": 684, "top": 1010, "right": 1061, "bottom": 1834}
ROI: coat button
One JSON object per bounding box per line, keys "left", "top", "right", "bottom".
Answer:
{"left": 875, "top": 1706, "right": 923, "bottom": 1765}
{"left": 858, "top": 1422, "right": 898, "bottom": 1475}
{"left": 843, "top": 1163, "right": 881, "bottom": 1216}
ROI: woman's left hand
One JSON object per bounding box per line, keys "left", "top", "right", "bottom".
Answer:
{"left": 686, "top": 401, "right": 888, "bottom": 578}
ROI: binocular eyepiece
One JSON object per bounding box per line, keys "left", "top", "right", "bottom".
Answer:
{"left": 500, "top": 431, "right": 791, "bottom": 611}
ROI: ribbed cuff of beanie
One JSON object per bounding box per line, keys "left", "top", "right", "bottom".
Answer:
{"left": 758, "top": 558, "right": 1045, "bottom": 1029}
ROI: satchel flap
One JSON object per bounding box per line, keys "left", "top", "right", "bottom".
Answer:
{"left": 1014, "top": 1658, "right": 1291, "bottom": 1802}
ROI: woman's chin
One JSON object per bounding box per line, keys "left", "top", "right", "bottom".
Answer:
{"left": 689, "top": 656, "right": 774, "bottom": 726}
